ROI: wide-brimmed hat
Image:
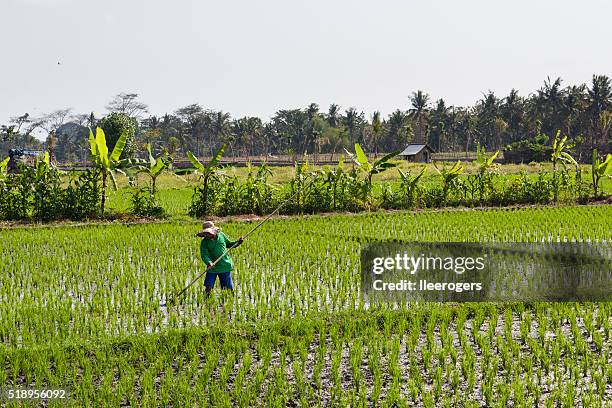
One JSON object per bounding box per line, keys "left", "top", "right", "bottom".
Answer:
{"left": 197, "top": 221, "right": 220, "bottom": 237}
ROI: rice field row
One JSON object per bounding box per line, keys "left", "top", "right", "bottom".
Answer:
{"left": 1, "top": 304, "right": 610, "bottom": 407}
{"left": 0, "top": 205, "right": 610, "bottom": 406}
{"left": 0, "top": 205, "right": 610, "bottom": 346}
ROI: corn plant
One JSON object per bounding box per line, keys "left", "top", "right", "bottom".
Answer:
{"left": 591, "top": 149, "right": 612, "bottom": 197}
{"left": 324, "top": 154, "right": 347, "bottom": 210}
{"left": 289, "top": 159, "right": 311, "bottom": 213}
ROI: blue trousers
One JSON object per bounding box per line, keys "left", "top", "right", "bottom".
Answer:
{"left": 203, "top": 271, "right": 234, "bottom": 290}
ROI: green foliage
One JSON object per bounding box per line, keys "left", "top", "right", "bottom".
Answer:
{"left": 97, "top": 112, "right": 137, "bottom": 160}
{"left": 476, "top": 143, "right": 499, "bottom": 172}
{"left": 130, "top": 186, "right": 165, "bottom": 218}
{"left": 550, "top": 131, "right": 577, "bottom": 169}
{"left": 88, "top": 127, "right": 131, "bottom": 213}
{"left": 0, "top": 156, "right": 9, "bottom": 178}
{"left": 187, "top": 144, "right": 227, "bottom": 217}
{"left": 348, "top": 143, "right": 399, "bottom": 184}
{"left": 433, "top": 160, "right": 464, "bottom": 202}
{"left": 0, "top": 155, "right": 100, "bottom": 221}
{"left": 591, "top": 149, "right": 612, "bottom": 196}
{"left": 504, "top": 134, "right": 551, "bottom": 162}
{"left": 396, "top": 166, "right": 426, "bottom": 208}
{"left": 550, "top": 131, "right": 577, "bottom": 201}
{"left": 131, "top": 143, "right": 172, "bottom": 196}
{"left": 469, "top": 144, "right": 500, "bottom": 201}
{"left": 1, "top": 206, "right": 611, "bottom": 405}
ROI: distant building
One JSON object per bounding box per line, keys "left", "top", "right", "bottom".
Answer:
{"left": 398, "top": 144, "right": 434, "bottom": 162}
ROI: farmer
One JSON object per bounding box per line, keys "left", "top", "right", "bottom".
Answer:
{"left": 196, "top": 221, "right": 243, "bottom": 294}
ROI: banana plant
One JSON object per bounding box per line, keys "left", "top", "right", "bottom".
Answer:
{"left": 184, "top": 144, "right": 226, "bottom": 180}
{"left": 591, "top": 149, "right": 612, "bottom": 197}
{"left": 347, "top": 143, "right": 399, "bottom": 185}
{"left": 131, "top": 144, "right": 172, "bottom": 196}
{"left": 398, "top": 165, "right": 426, "bottom": 207}
{"left": 475, "top": 143, "right": 499, "bottom": 175}
{"left": 182, "top": 144, "right": 226, "bottom": 216}
{"left": 474, "top": 144, "right": 499, "bottom": 199}
{"left": 433, "top": 160, "right": 464, "bottom": 201}
{"left": 550, "top": 132, "right": 577, "bottom": 201}
{"left": 88, "top": 127, "right": 129, "bottom": 213}
{"left": 551, "top": 132, "right": 577, "bottom": 170}
{"left": 398, "top": 166, "right": 426, "bottom": 191}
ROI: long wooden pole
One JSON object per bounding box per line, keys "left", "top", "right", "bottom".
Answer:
{"left": 165, "top": 173, "right": 314, "bottom": 305}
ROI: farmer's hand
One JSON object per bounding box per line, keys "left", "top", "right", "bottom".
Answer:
{"left": 206, "top": 263, "right": 213, "bottom": 269}
{"left": 236, "top": 237, "right": 244, "bottom": 246}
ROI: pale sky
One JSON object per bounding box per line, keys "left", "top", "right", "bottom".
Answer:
{"left": 2, "top": 0, "right": 611, "bottom": 135}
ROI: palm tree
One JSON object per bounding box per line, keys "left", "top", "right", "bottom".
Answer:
{"left": 428, "top": 99, "right": 450, "bottom": 151}
{"left": 387, "top": 110, "right": 411, "bottom": 150}
{"left": 475, "top": 91, "right": 501, "bottom": 149}
{"left": 327, "top": 104, "right": 340, "bottom": 127}
{"left": 232, "top": 117, "right": 262, "bottom": 159}
{"left": 501, "top": 89, "right": 524, "bottom": 144}
{"left": 371, "top": 111, "right": 383, "bottom": 156}
{"left": 174, "top": 104, "right": 205, "bottom": 156}
{"left": 562, "top": 85, "right": 587, "bottom": 138}
{"left": 343, "top": 108, "right": 364, "bottom": 144}
{"left": 587, "top": 75, "right": 612, "bottom": 148}
{"left": 409, "top": 90, "right": 430, "bottom": 144}
{"left": 303, "top": 103, "right": 320, "bottom": 154}
{"left": 212, "top": 111, "right": 231, "bottom": 154}
{"left": 538, "top": 77, "right": 565, "bottom": 136}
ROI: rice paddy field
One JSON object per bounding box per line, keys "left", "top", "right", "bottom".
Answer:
{"left": 1, "top": 205, "right": 611, "bottom": 406}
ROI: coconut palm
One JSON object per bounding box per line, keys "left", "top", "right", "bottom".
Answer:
{"left": 343, "top": 108, "right": 364, "bottom": 143}
{"left": 501, "top": 89, "right": 524, "bottom": 144}
{"left": 327, "top": 104, "right": 340, "bottom": 127}
{"left": 587, "top": 75, "right": 612, "bottom": 148}
{"left": 371, "top": 111, "right": 383, "bottom": 156}
{"left": 474, "top": 91, "right": 501, "bottom": 149}
{"left": 212, "top": 111, "right": 232, "bottom": 153}
{"left": 409, "top": 90, "right": 430, "bottom": 144}
{"left": 387, "top": 110, "right": 412, "bottom": 150}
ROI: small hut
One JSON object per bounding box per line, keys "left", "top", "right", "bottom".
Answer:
{"left": 398, "top": 144, "right": 434, "bottom": 163}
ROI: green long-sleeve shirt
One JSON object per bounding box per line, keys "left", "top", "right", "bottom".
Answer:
{"left": 200, "top": 231, "right": 238, "bottom": 274}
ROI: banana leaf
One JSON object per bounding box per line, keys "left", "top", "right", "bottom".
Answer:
{"left": 110, "top": 130, "right": 128, "bottom": 163}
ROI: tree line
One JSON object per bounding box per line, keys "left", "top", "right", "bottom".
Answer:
{"left": 1, "top": 75, "right": 610, "bottom": 162}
